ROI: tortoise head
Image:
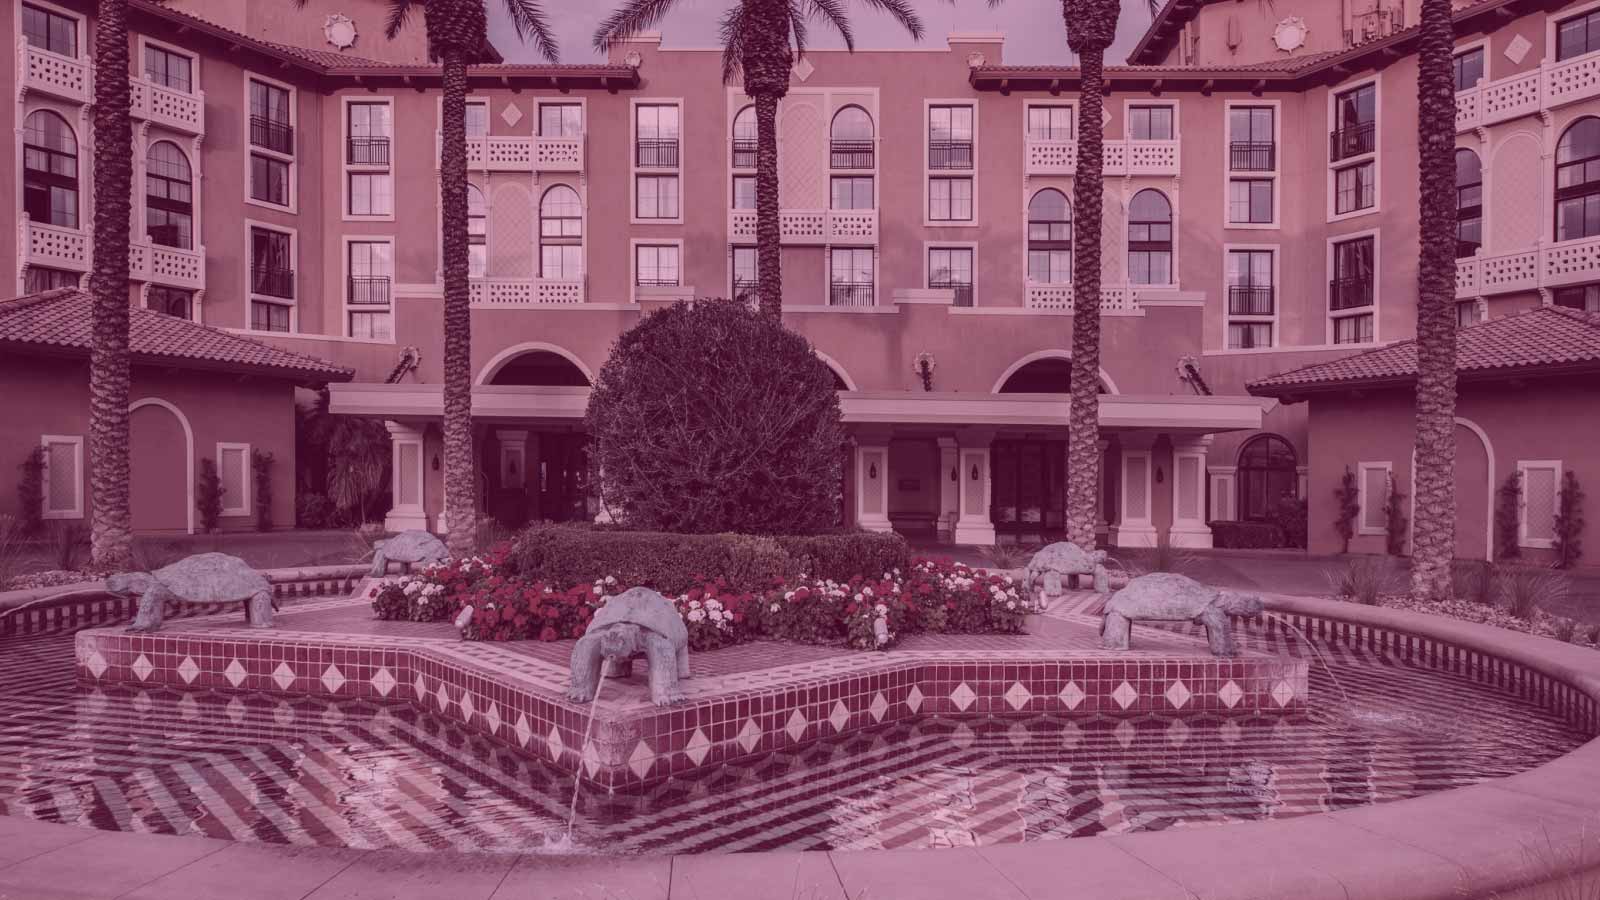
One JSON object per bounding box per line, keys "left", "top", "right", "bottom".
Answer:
{"left": 1218, "top": 592, "right": 1265, "bottom": 617}
{"left": 599, "top": 623, "right": 643, "bottom": 660}
{"left": 104, "top": 572, "right": 154, "bottom": 598}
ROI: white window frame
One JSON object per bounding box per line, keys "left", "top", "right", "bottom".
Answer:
{"left": 19, "top": 0, "right": 84, "bottom": 62}
{"left": 1222, "top": 243, "right": 1279, "bottom": 350}
{"left": 1452, "top": 38, "right": 1488, "bottom": 92}
{"left": 728, "top": 244, "right": 757, "bottom": 300}
{"left": 535, "top": 98, "right": 587, "bottom": 137}
{"left": 1357, "top": 461, "right": 1393, "bottom": 536}
{"left": 1122, "top": 98, "right": 1180, "bottom": 141}
{"left": 1127, "top": 186, "right": 1179, "bottom": 290}
{"left": 216, "top": 442, "right": 252, "bottom": 518}
{"left": 136, "top": 35, "right": 199, "bottom": 94}
{"left": 923, "top": 241, "right": 978, "bottom": 306}
{"left": 1023, "top": 100, "right": 1076, "bottom": 143}
{"left": 1327, "top": 227, "right": 1381, "bottom": 346}
{"left": 341, "top": 235, "right": 396, "bottom": 342}
{"left": 1517, "top": 459, "right": 1563, "bottom": 549}
{"left": 923, "top": 98, "right": 979, "bottom": 229}
{"left": 244, "top": 71, "right": 297, "bottom": 214}
{"left": 1208, "top": 466, "right": 1237, "bottom": 522}
{"left": 244, "top": 218, "right": 297, "bottom": 334}
{"left": 630, "top": 98, "right": 684, "bottom": 226}
{"left": 1546, "top": 0, "right": 1600, "bottom": 66}
{"left": 630, "top": 238, "right": 684, "bottom": 294}
{"left": 39, "top": 434, "right": 83, "bottom": 520}
{"left": 341, "top": 95, "right": 395, "bottom": 223}
{"left": 1224, "top": 99, "right": 1281, "bottom": 229}
{"left": 1327, "top": 74, "right": 1381, "bottom": 224}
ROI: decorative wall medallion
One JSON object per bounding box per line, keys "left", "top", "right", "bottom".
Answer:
{"left": 1272, "top": 17, "right": 1308, "bottom": 52}
{"left": 324, "top": 14, "right": 358, "bottom": 50}
{"left": 966, "top": 51, "right": 986, "bottom": 69}
{"left": 624, "top": 50, "right": 643, "bottom": 68}
{"left": 792, "top": 57, "right": 815, "bottom": 82}
{"left": 1504, "top": 34, "right": 1532, "bottom": 64}
{"left": 500, "top": 103, "right": 523, "bottom": 127}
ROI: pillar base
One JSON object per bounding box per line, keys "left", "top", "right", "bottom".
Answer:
{"left": 954, "top": 521, "right": 996, "bottom": 545}
{"left": 386, "top": 510, "right": 430, "bottom": 533}
{"left": 1110, "top": 525, "right": 1158, "bottom": 548}
{"left": 859, "top": 514, "right": 894, "bottom": 534}
{"left": 1167, "top": 526, "right": 1214, "bottom": 549}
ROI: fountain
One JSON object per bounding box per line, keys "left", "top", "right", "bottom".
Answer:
{"left": 544, "top": 668, "right": 608, "bottom": 852}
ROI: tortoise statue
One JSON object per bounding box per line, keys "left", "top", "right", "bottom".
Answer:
{"left": 369, "top": 529, "right": 448, "bottom": 577}
{"left": 1100, "top": 573, "right": 1264, "bottom": 658}
{"left": 108, "top": 552, "right": 276, "bottom": 633}
{"left": 566, "top": 587, "right": 689, "bottom": 707}
{"left": 1024, "top": 541, "right": 1111, "bottom": 597}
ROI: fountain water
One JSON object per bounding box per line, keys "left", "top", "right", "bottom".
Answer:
{"left": 544, "top": 668, "right": 608, "bottom": 852}
{"left": 1261, "top": 611, "right": 1351, "bottom": 707}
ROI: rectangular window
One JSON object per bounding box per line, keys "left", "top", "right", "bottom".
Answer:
{"left": 635, "top": 244, "right": 680, "bottom": 286}
{"left": 24, "top": 267, "right": 78, "bottom": 294}
{"left": 1558, "top": 10, "right": 1600, "bottom": 61}
{"left": 928, "top": 105, "right": 974, "bottom": 169}
{"left": 250, "top": 227, "right": 293, "bottom": 300}
{"left": 636, "top": 104, "right": 680, "bottom": 167}
{"left": 250, "top": 154, "right": 289, "bottom": 206}
{"left": 347, "top": 101, "right": 391, "bottom": 165}
{"left": 148, "top": 286, "right": 194, "bottom": 319}
{"left": 1335, "top": 161, "right": 1375, "bottom": 214}
{"left": 1456, "top": 300, "right": 1483, "bottom": 328}
{"left": 539, "top": 103, "right": 583, "bottom": 137}
{"left": 465, "top": 101, "right": 489, "bottom": 138}
{"left": 218, "top": 443, "right": 251, "bottom": 518}
{"left": 928, "top": 177, "right": 973, "bottom": 221}
{"left": 144, "top": 45, "right": 192, "bottom": 92}
{"left": 1357, "top": 462, "right": 1392, "bottom": 535}
{"left": 1518, "top": 461, "right": 1562, "bottom": 547}
{"left": 347, "top": 241, "right": 392, "bottom": 339}
{"left": 1553, "top": 283, "right": 1600, "bottom": 311}
{"left": 1027, "top": 106, "right": 1073, "bottom": 141}
{"left": 830, "top": 247, "right": 874, "bottom": 307}
{"left": 1228, "top": 179, "right": 1274, "bottom": 224}
{"left": 1028, "top": 250, "right": 1071, "bottom": 283}
{"left": 1331, "top": 235, "right": 1375, "bottom": 344}
{"left": 1453, "top": 47, "right": 1485, "bottom": 92}
{"left": 40, "top": 435, "right": 83, "bottom": 519}
{"left": 831, "top": 176, "right": 874, "bottom": 210}
{"left": 1226, "top": 249, "right": 1274, "bottom": 349}
{"left": 732, "top": 246, "right": 757, "bottom": 300}
{"left": 636, "top": 175, "right": 680, "bottom": 219}
{"left": 1331, "top": 83, "right": 1376, "bottom": 161}
{"left": 732, "top": 176, "right": 756, "bottom": 210}
{"left": 22, "top": 4, "right": 76, "bottom": 57}
{"left": 1228, "top": 106, "right": 1275, "bottom": 170}
{"left": 1333, "top": 314, "right": 1375, "bottom": 345}
{"left": 928, "top": 247, "right": 974, "bottom": 307}
{"left": 1128, "top": 104, "right": 1174, "bottom": 140}
{"left": 348, "top": 172, "right": 393, "bottom": 216}
{"left": 250, "top": 300, "right": 291, "bottom": 333}
{"left": 249, "top": 79, "right": 293, "bottom": 154}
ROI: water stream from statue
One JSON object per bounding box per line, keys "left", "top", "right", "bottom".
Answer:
{"left": 1261, "top": 611, "right": 1351, "bottom": 707}
{"left": 545, "top": 668, "right": 608, "bottom": 851}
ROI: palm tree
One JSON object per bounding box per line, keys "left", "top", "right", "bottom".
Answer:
{"left": 1409, "top": 0, "right": 1458, "bottom": 600}
{"left": 302, "top": 0, "right": 557, "bottom": 556}
{"left": 595, "top": 0, "right": 924, "bottom": 320}
{"left": 88, "top": 0, "right": 135, "bottom": 570}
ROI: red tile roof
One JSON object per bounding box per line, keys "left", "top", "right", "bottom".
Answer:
{"left": 0, "top": 289, "right": 354, "bottom": 384}
{"left": 1248, "top": 306, "right": 1600, "bottom": 397}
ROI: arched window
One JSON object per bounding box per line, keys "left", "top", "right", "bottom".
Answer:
{"left": 539, "top": 185, "right": 582, "bottom": 279}
{"left": 1128, "top": 189, "right": 1173, "bottom": 285}
{"left": 466, "top": 183, "right": 486, "bottom": 278}
{"left": 1027, "top": 189, "right": 1071, "bottom": 283}
{"left": 1556, "top": 117, "right": 1600, "bottom": 242}
{"left": 1456, "top": 148, "right": 1482, "bottom": 259}
{"left": 830, "top": 105, "right": 874, "bottom": 168}
{"left": 731, "top": 105, "right": 756, "bottom": 168}
{"left": 1236, "top": 435, "right": 1298, "bottom": 522}
{"left": 146, "top": 141, "right": 193, "bottom": 249}
{"left": 22, "top": 110, "right": 78, "bottom": 228}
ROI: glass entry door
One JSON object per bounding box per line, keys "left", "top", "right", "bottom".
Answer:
{"left": 539, "top": 433, "right": 591, "bottom": 523}
{"left": 991, "top": 440, "right": 1067, "bottom": 538}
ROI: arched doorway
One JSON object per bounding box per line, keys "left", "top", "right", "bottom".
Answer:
{"left": 990, "top": 358, "right": 1111, "bottom": 540}
{"left": 129, "top": 399, "right": 193, "bottom": 533}
{"left": 1236, "top": 434, "right": 1297, "bottom": 522}
{"left": 476, "top": 346, "right": 594, "bottom": 527}
{"left": 1454, "top": 419, "right": 1493, "bottom": 561}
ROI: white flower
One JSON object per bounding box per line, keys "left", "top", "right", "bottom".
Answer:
{"left": 770, "top": 603, "right": 781, "bottom": 613}
{"left": 784, "top": 591, "right": 795, "bottom": 601}
{"left": 706, "top": 598, "right": 723, "bottom": 611}
{"left": 1007, "top": 601, "right": 1016, "bottom": 610}
{"left": 874, "top": 603, "right": 888, "bottom": 615}
{"left": 689, "top": 599, "right": 702, "bottom": 610}
{"left": 687, "top": 609, "right": 706, "bottom": 623}
{"left": 862, "top": 587, "right": 874, "bottom": 597}
{"left": 605, "top": 575, "right": 617, "bottom": 585}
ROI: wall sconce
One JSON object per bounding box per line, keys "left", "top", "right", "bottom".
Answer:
{"left": 431, "top": 455, "right": 440, "bottom": 472}
{"left": 1155, "top": 466, "right": 1164, "bottom": 484}
{"left": 970, "top": 464, "right": 979, "bottom": 481}
{"left": 868, "top": 462, "right": 878, "bottom": 479}
{"left": 949, "top": 467, "right": 958, "bottom": 483}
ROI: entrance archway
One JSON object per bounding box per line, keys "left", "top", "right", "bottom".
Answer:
{"left": 129, "top": 398, "right": 194, "bottom": 533}
{"left": 992, "top": 352, "right": 1116, "bottom": 394}
{"left": 475, "top": 342, "right": 594, "bottom": 386}
{"left": 1454, "top": 418, "right": 1494, "bottom": 561}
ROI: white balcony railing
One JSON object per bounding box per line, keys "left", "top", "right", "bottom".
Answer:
{"left": 130, "top": 78, "right": 205, "bottom": 135}
{"left": 450, "top": 135, "right": 585, "bottom": 172}
{"left": 727, "top": 209, "right": 878, "bottom": 244}
{"left": 1456, "top": 234, "right": 1600, "bottom": 299}
{"left": 1024, "top": 282, "right": 1140, "bottom": 313}
{"left": 469, "top": 277, "right": 586, "bottom": 306}
{"left": 19, "top": 40, "right": 89, "bottom": 104}
{"left": 20, "top": 217, "right": 91, "bottom": 273}
{"left": 130, "top": 241, "right": 205, "bottom": 290}
{"left": 1025, "top": 139, "right": 1180, "bottom": 176}
{"left": 1455, "top": 53, "right": 1600, "bottom": 133}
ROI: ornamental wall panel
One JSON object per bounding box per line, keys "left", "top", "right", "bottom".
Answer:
{"left": 487, "top": 182, "right": 533, "bottom": 278}
{"left": 778, "top": 100, "right": 826, "bottom": 209}
{"left": 1490, "top": 133, "right": 1542, "bottom": 254}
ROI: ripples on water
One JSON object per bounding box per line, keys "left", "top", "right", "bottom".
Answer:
{"left": 0, "top": 627, "right": 1585, "bottom": 854}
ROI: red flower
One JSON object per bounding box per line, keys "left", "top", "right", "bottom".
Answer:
{"left": 539, "top": 626, "right": 558, "bottom": 641}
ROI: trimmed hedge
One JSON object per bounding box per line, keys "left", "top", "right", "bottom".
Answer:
{"left": 1209, "top": 520, "right": 1287, "bottom": 549}
{"left": 507, "top": 523, "right": 910, "bottom": 594}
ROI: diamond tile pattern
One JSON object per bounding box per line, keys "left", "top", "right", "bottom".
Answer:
{"left": 951, "top": 682, "right": 977, "bottom": 712}
{"left": 1166, "top": 680, "right": 1192, "bottom": 709}
{"left": 224, "top": 659, "right": 248, "bottom": 688}
{"left": 1059, "top": 682, "right": 1086, "bottom": 710}
{"left": 1004, "top": 682, "right": 1033, "bottom": 711}
{"left": 1111, "top": 681, "right": 1138, "bottom": 710}
{"left": 177, "top": 656, "right": 199, "bottom": 685}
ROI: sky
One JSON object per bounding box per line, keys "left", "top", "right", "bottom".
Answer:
{"left": 487, "top": 0, "right": 1165, "bottom": 67}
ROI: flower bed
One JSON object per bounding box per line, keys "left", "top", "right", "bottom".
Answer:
{"left": 1368, "top": 593, "right": 1600, "bottom": 650}
{"left": 369, "top": 547, "right": 1037, "bottom": 652}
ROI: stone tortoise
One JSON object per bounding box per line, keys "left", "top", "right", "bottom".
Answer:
{"left": 1024, "top": 541, "right": 1110, "bottom": 597}
{"left": 566, "top": 587, "right": 689, "bottom": 707}
{"left": 108, "top": 552, "right": 276, "bottom": 633}
{"left": 369, "top": 529, "right": 448, "bottom": 577}
{"left": 1100, "top": 573, "right": 1264, "bottom": 658}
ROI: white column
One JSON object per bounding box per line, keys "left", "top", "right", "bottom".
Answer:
{"left": 1169, "top": 435, "right": 1214, "bottom": 548}
{"left": 954, "top": 430, "right": 996, "bottom": 546}
{"left": 1296, "top": 464, "right": 1310, "bottom": 500}
{"left": 1111, "top": 432, "right": 1158, "bottom": 548}
{"left": 855, "top": 436, "right": 893, "bottom": 533}
{"left": 937, "top": 437, "right": 959, "bottom": 542}
{"left": 1209, "top": 465, "right": 1238, "bottom": 522}
{"left": 384, "top": 421, "right": 429, "bottom": 532}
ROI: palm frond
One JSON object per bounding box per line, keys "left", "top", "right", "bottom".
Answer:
{"left": 804, "top": 0, "right": 850, "bottom": 52}
{"left": 718, "top": 4, "right": 749, "bottom": 84}
{"left": 853, "top": 0, "right": 924, "bottom": 41}
{"left": 594, "top": 0, "right": 684, "bottom": 53}
{"left": 383, "top": 0, "right": 415, "bottom": 40}
{"left": 500, "top": 0, "right": 559, "bottom": 61}
{"left": 791, "top": 2, "right": 813, "bottom": 56}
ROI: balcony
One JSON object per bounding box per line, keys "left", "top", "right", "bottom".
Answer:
{"left": 250, "top": 115, "right": 294, "bottom": 155}
{"left": 130, "top": 241, "right": 204, "bottom": 290}
{"left": 731, "top": 138, "right": 756, "bottom": 169}
{"left": 468, "top": 277, "right": 586, "bottom": 306}
{"left": 20, "top": 217, "right": 90, "bottom": 273}
{"left": 1229, "top": 142, "right": 1276, "bottom": 172}
{"left": 829, "top": 282, "right": 875, "bottom": 307}
{"left": 830, "top": 140, "right": 874, "bottom": 169}
{"left": 347, "top": 137, "right": 391, "bottom": 166}
{"left": 250, "top": 265, "right": 295, "bottom": 300}
{"left": 635, "top": 138, "right": 679, "bottom": 168}
{"left": 1456, "top": 234, "right": 1600, "bottom": 299}
{"left": 928, "top": 140, "right": 973, "bottom": 169}
{"left": 930, "top": 280, "right": 973, "bottom": 308}
{"left": 18, "top": 41, "right": 89, "bottom": 104}
{"left": 728, "top": 209, "right": 877, "bottom": 245}
{"left": 1227, "top": 285, "right": 1275, "bottom": 316}
{"left": 349, "top": 276, "right": 391, "bottom": 306}
{"left": 451, "top": 135, "right": 584, "bottom": 172}
{"left": 1025, "top": 139, "right": 1180, "bottom": 176}
{"left": 1024, "top": 282, "right": 1139, "bottom": 313}
{"left": 1329, "top": 276, "right": 1374, "bottom": 311}
{"left": 1329, "top": 123, "right": 1376, "bottom": 161}
{"left": 129, "top": 78, "right": 204, "bottom": 135}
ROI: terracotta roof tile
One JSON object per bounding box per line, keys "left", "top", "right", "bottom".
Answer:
{"left": 0, "top": 289, "right": 354, "bottom": 383}
{"left": 1248, "top": 306, "right": 1600, "bottom": 396}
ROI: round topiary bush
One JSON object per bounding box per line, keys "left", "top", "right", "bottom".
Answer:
{"left": 585, "top": 298, "right": 845, "bottom": 534}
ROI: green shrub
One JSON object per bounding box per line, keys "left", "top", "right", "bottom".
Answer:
{"left": 196, "top": 458, "right": 224, "bottom": 533}
{"left": 51, "top": 522, "right": 85, "bottom": 571}
{"left": 1270, "top": 497, "right": 1309, "bottom": 550}
{"left": 15, "top": 447, "right": 45, "bottom": 537}
{"left": 296, "top": 492, "right": 336, "bottom": 528}
{"left": 1384, "top": 479, "right": 1408, "bottom": 557}
{"left": 1554, "top": 471, "right": 1585, "bottom": 569}
{"left": 1209, "top": 520, "right": 1286, "bottom": 549}
{"left": 1326, "top": 556, "right": 1394, "bottom": 605}
{"left": 1452, "top": 559, "right": 1496, "bottom": 606}
{"left": 251, "top": 450, "right": 274, "bottom": 532}
{"left": 1334, "top": 467, "right": 1360, "bottom": 554}
{"left": 773, "top": 532, "right": 910, "bottom": 579}
{"left": 1495, "top": 471, "right": 1522, "bottom": 560}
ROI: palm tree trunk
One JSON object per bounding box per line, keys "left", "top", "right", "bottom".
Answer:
{"left": 1409, "top": 0, "right": 1459, "bottom": 600}
{"left": 89, "top": 0, "right": 134, "bottom": 570}
{"left": 439, "top": 48, "right": 476, "bottom": 556}
{"left": 753, "top": 92, "right": 782, "bottom": 318}
{"left": 1065, "top": 47, "right": 1107, "bottom": 549}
